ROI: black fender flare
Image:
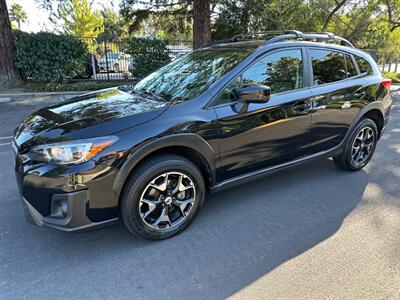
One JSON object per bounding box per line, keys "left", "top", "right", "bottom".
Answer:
{"left": 340, "top": 101, "right": 385, "bottom": 147}
{"left": 113, "top": 133, "right": 216, "bottom": 198}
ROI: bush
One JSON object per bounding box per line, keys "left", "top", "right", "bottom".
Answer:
{"left": 23, "top": 80, "right": 134, "bottom": 92}
{"left": 382, "top": 71, "right": 400, "bottom": 84}
{"left": 125, "top": 37, "right": 171, "bottom": 78}
{"left": 14, "top": 31, "right": 89, "bottom": 82}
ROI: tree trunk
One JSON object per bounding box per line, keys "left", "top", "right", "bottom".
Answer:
{"left": 0, "top": 0, "right": 22, "bottom": 89}
{"left": 193, "top": 0, "right": 211, "bottom": 49}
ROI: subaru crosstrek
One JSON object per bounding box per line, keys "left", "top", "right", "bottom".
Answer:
{"left": 13, "top": 31, "right": 392, "bottom": 239}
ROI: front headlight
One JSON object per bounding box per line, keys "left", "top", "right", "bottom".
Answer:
{"left": 28, "top": 136, "right": 118, "bottom": 165}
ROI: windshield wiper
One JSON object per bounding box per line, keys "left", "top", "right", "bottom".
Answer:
{"left": 134, "top": 89, "right": 168, "bottom": 102}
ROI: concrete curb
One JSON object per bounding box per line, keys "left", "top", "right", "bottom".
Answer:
{"left": 0, "top": 91, "right": 91, "bottom": 103}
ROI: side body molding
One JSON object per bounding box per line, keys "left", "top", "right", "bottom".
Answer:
{"left": 113, "top": 133, "right": 216, "bottom": 197}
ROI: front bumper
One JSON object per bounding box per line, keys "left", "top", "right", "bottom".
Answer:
{"left": 20, "top": 191, "right": 118, "bottom": 232}
{"left": 15, "top": 152, "right": 121, "bottom": 232}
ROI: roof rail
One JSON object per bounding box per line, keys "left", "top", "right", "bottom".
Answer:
{"left": 201, "top": 30, "right": 303, "bottom": 48}
{"left": 230, "top": 30, "right": 304, "bottom": 42}
{"left": 263, "top": 31, "right": 354, "bottom": 48}
{"left": 202, "top": 30, "right": 354, "bottom": 48}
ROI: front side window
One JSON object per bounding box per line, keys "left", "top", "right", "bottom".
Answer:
{"left": 133, "top": 49, "right": 251, "bottom": 102}
{"left": 214, "top": 49, "right": 303, "bottom": 105}
{"left": 310, "top": 49, "right": 346, "bottom": 85}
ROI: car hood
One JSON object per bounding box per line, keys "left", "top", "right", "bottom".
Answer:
{"left": 14, "top": 87, "right": 168, "bottom": 152}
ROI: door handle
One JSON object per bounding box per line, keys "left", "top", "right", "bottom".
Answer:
{"left": 293, "top": 100, "right": 310, "bottom": 113}
{"left": 354, "top": 91, "right": 366, "bottom": 99}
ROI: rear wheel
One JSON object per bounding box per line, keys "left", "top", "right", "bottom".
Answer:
{"left": 333, "top": 118, "right": 378, "bottom": 171}
{"left": 120, "top": 154, "right": 205, "bottom": 240}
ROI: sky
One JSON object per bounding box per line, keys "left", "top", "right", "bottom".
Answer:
{"left": 6, "top": 0, "right": 122, "bottom": 33}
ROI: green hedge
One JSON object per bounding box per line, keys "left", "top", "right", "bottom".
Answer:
{"left": 382, "top": 71, "right": 400, "bottom": 84}
{"left": 23, "top": 80, "right": 134, "bottom": 92}
{"left": 14, "top": 31, "right": 89, "bottom": 82}
{"left": 126, "top": 37, "right": 171, "bottom": 78}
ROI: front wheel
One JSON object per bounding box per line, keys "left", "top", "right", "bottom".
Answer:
{"left": 120, "top": 154, "right": 205, "bottom": 240}
{"left": 333, "top": 118, "right": 378, "bottom": 171}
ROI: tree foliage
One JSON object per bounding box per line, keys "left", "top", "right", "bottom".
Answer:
{"left": 120, "top": 0, "right": 194, "bottom": 40}
{"left": 54, "top": 0, "right": 104, "bottom": 38}
{"left": 125, "top": 37, "right": 170, "bottom": 78}
{"left": 211, "top": 0, "right": 400, "bottom": 52}
{"left": 9, "top": 3, "right": 28, "bottom": 29}
{"left": 97, "top": 7, "right": 129, "bottom": 41}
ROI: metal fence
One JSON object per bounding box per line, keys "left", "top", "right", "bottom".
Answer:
{"left": 81, "top": 38, "right": 193, "bottom": 81}
{"left": 363, "top": 48, "right": 400, "bottom": 73}
{"left": 78, "top": 38, "right": 399, "bottom": 80}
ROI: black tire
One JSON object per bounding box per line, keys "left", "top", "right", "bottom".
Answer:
{"left": 333, "top": 118, "right": 378, "bottom": 171}
{"left": 120, "top": 154, "right": 205, "bottom": 240}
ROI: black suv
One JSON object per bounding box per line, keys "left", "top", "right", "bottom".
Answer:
{"left": 14, "top": 31, "right": 392, "bottom": 239}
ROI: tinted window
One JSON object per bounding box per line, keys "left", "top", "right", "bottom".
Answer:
{"left": 214, "top": 49, "right": 303, "bottom": 105}
{"left": 134, "top": 49, "right": 251, "bottom": 102}
{"left": 310, "top": 49, "right": 346, "bottom": 85}
{"left": 355, "top": 56, "right": 372, "bottom": 75}
{"left": 345, "top": 54, "right": 357, "bottom": 77}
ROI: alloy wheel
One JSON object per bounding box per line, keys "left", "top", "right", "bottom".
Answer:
{"left": 139, "top": 172, "right": 196, "bottom": 230}
{"left": 351, "top": 126, "right": 375, "bottom": 167}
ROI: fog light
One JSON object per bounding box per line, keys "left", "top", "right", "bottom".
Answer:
{"left": 50, "top": 198, "right": 68, "bottom": 218}
{"left": 60, "top": 200, "right": 68, "bottom": 217}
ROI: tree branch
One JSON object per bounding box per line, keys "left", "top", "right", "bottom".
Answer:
{"left": 385, "top": 0, "right": 400, "bottom": 32}
{"left": 322, "top": 0, "right": 347, "bottom": 31}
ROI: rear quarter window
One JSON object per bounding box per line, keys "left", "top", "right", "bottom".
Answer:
{"left": 355, "top": 56, "right": 373, "bottom": 75}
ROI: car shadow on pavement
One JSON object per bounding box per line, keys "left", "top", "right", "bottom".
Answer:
{"left": 1, "top": 156, "right": 369, "bottom": 299}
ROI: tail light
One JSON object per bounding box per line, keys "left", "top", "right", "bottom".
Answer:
{"left": 381, "top": 78, "right": 392, "bottom": 91}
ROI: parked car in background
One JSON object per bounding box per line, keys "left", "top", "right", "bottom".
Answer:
{"left": 98, "top": 52, "right": 131, "bottom": 73}
{"left": 13, "top": 31, "right": 392, "bottom": 240}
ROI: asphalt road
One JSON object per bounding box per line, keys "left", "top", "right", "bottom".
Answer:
{"left": 1, "top": 90, "right": 400, "bottom": 299}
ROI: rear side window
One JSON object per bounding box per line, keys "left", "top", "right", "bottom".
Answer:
{"left": 355, "top": 56, "right": 373, "bottom": 75}
{"left": 345, "top": 54, "right": 357, "bottom": 77}
{"left": 309, "top": 49, "right": 346, "bottom": 85}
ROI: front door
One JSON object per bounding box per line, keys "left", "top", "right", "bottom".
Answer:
{"left": 212, "top": 48, "right": 313, "bottom": 182}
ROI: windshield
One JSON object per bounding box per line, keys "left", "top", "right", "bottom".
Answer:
{"left": 133, "top": 48, "right": 251, "bottom": 102}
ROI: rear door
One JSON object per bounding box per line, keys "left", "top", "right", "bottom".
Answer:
{"left": 307, "top": 48, "right": 367, "bottom": 153}
{"left": 213, "top": 48, "right": 313, "bottom": 181}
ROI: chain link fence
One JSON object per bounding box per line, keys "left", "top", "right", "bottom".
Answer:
{"left": 80, "top": 38, "right": 192, "bottom": 81}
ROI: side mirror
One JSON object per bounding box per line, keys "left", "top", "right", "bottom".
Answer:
{"left": 236, "top": 85, "right": 271, "bottom": 103}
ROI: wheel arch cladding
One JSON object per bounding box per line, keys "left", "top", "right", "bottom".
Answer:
{"left": 362, "top": 109, "right": 384, "bottom": 135}
{"left": 345, "top": 102, "right": 385, "bottom": 142}
{"left": 113, "top": 134, "right": 215, "bottom": 200}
